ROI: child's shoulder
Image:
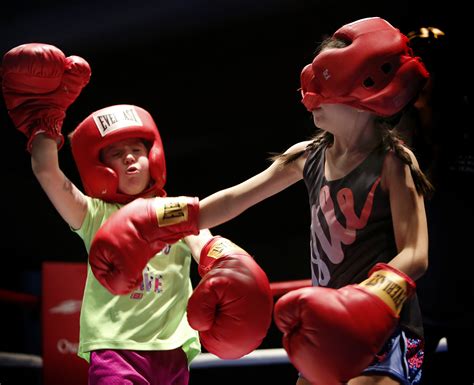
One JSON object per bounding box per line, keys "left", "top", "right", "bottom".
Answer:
{"left": 286, "top": 140, "right": 313, "bottom": 153}
{"left": 384, "top": 143, "right": 419, "bottom": 170}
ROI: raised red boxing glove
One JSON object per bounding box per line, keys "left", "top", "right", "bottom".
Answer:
{"left": 1, "top": 43, "right": 91, "bottom": 151}
{"left": 274, "top": 263, "right": 416, "bottom": 385}
{"left": 89, "top": 196, "right": 199, "bottom": 295}
{"left": 187, "top": 236, "right": 273, "bottom": 359}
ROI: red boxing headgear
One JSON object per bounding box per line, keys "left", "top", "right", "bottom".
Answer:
{"left": 301, "top": 17, "right": 429, "bottom": 116}
{"left": 70, "top": 104, "right": 166, "bottom": 203}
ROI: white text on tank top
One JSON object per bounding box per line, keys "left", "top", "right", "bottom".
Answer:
{"left": 311, "top": 177, "right": 381, "bottom": 286}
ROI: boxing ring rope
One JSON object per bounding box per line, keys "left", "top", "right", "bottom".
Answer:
{"left": 0, "top": 280, "right": 447, "bottom": 370}
{"left": 0, "top": 351, "right": 43, "bottom": 368}
{"left": 0, "top": 288, "right": 40, "bottom": 308}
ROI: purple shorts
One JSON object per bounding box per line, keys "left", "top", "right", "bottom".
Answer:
{"left": 89, "top": 348, "right": 189, "bottom": 385}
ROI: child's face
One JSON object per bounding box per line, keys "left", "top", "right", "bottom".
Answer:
{"left": 101, "top": 138, "right": 151, "bottom": 196}
{"left": 312, "top": 103, "right": 372, "bottom": 135}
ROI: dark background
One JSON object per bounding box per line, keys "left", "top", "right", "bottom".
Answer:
{"left": 0, "top": 1, "right": 468, "bottom": 383}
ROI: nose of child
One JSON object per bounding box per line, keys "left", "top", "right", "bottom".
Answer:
{"left": 124, "top": 153, "right": 135, "bottom": 164}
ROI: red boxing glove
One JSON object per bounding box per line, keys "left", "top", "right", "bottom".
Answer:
{"left": 1, "top": 43, "right": 91, "bottom": 151}
{"left": 89, "top": 196, "right": 199, "bottom": 295}
{"left": 274, "top": 263, "right": 415, "bottom": 385}
{"left": 187, "top": 237, "right": 273, "bottom": 359}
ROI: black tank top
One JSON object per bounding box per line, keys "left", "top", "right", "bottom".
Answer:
{"left": 303, "top": 143, "right": 423, "bottom": 338}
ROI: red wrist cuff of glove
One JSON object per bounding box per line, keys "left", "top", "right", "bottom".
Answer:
{"left": 27, "top": 129, "right": 64, "bottom": 152}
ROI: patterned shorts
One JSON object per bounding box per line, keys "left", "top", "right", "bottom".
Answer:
{"left": 363, "top": 329, "right": 424, "bottom": 385}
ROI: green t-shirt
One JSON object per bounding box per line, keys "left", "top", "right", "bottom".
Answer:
{"left": 73, "top": 196, "right": 200, "bottom": 364}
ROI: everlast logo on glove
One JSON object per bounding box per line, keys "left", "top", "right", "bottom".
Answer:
{"left": 92, "top": 105, "right": 143, "bottom": 136}
{"left": 359, "top": 266, "right": 412, "bottom": 314}
{"left": 206, "top": 238, "right": 247, "bottom": 259}
{"left": 197, "top": 236, "right": 250, "bottom": 276}
{"left": 155, "top": 197, "right": 190, "bottom": 226}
